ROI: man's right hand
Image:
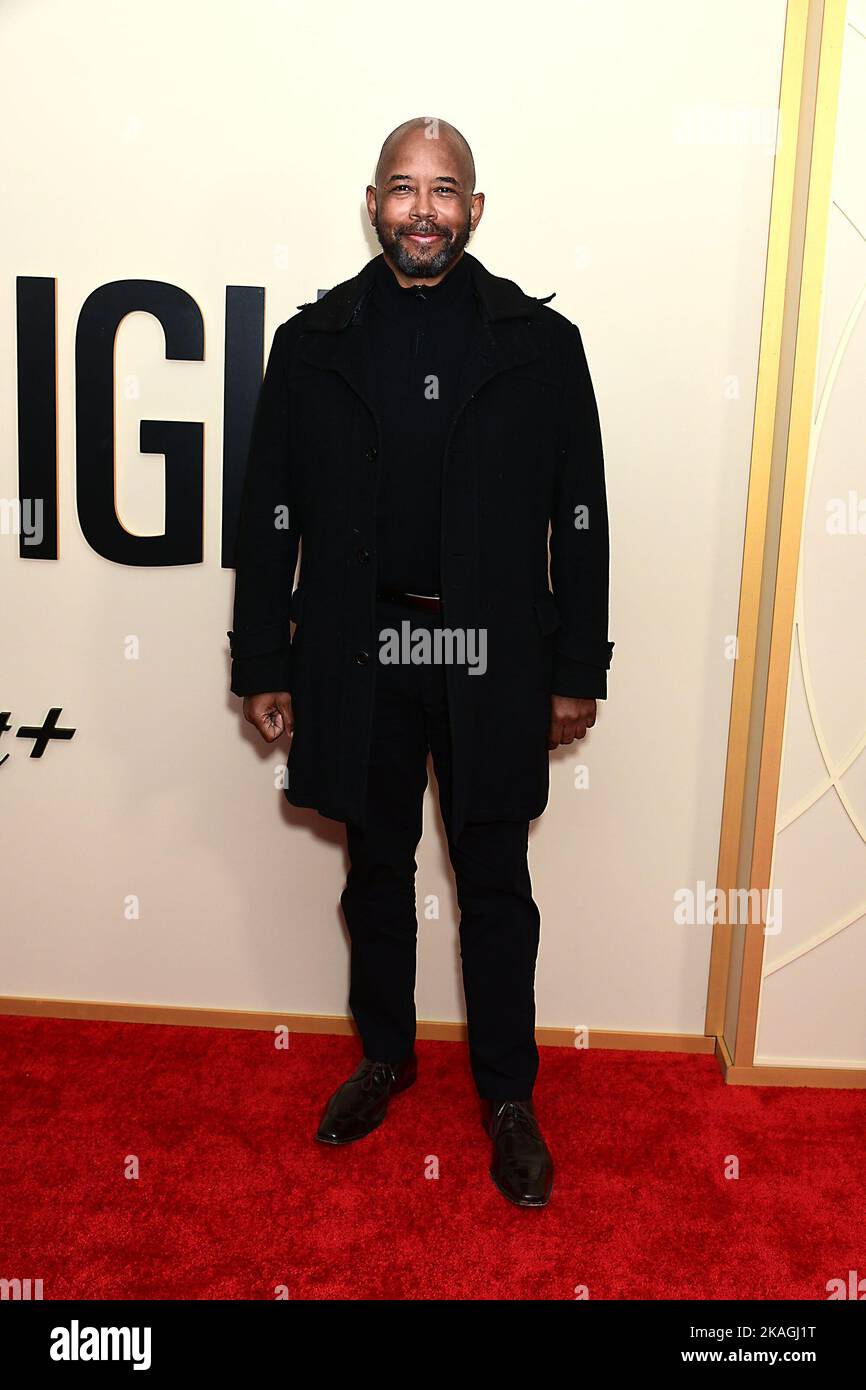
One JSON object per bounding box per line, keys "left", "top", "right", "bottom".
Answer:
{"left": 242, "top": 692, "right": 293, "bottom": 743}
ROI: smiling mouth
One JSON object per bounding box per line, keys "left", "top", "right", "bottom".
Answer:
{"left": 404, "top": 232, "right": 443, "bottom": 243}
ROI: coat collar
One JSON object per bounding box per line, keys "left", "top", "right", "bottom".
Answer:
{"left": 295, "top": 252, "right": 555, "bottom": 419}
{"left": 295, "top": 251, "right": 554, "bottom": 331}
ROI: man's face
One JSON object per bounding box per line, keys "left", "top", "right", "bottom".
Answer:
{"left": 367, "top": 131, "right": 483, "bottom": 281}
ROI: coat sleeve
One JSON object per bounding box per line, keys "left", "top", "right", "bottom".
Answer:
{"left": 549, "top": 321, "right": 614, "bottom": 699}
{"left": 226, "top": 322, "right": 300, "bottom": 697}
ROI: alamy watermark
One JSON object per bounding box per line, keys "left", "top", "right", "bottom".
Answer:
{"left": 674, "top": 880, "right": 782, "bottom": 935}
{"left": 674, "top": 104, "right": 781, "bottom": 155}
{"left": 378, "top": 621, "right": 487, "bottom": 675}
{"left": 0, "top": 497, "right": 43, "bottom": 545}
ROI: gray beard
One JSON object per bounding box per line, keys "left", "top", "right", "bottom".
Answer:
{"left": 376, "top": 217, "right": 472, "bottom": 278}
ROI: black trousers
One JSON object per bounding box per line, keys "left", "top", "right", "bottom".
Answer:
{"left": 339, "top": 599, "right": 542, "bottom": 1101}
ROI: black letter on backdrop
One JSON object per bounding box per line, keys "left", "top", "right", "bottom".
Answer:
{"left": 222, "top": 285, "right": 265, "bottom": 569}
{"left": 75, "top": 280, "right": 204, "bottom": 565}
{"left": 16, "top": 276, "right": 58, "bottom": 559}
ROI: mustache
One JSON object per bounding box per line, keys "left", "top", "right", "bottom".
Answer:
{"left": 397, "top": 225, "right": 451, "bottom": 239}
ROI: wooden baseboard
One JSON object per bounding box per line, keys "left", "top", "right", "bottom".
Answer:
{"left": 714, "top": 1031, "right": 866, "bottom": 1088}
{"left": 0, "top": 995, "right": 714, "bottom": 1054}
{"left": 724, "top": 1064, "right": 866, "bottom": 1088}
{"left": 3, "top": 997, "right": 863, "bottom": 1085}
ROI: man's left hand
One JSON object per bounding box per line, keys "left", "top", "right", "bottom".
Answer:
{"left": 547, "top": 695, "right": 597, "bottom": 750}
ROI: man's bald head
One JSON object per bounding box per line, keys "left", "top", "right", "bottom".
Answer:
{"left": 374, "top": 117, "right": 476, "bottom": 193}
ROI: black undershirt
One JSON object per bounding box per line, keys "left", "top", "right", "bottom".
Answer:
{"left": 364, "top": 251, "right": 477, "bottom": 594}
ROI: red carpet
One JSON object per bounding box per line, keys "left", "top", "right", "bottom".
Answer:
{"left": 1, "top": 1016, "right": 863, "bottom": 1300}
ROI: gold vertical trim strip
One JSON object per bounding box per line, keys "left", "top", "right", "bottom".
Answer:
{"left": 705, "top": 0, "right": 811, "bottom": 1035}
{"left": 734, "top": 0, "right": 847, "bottom": 1067}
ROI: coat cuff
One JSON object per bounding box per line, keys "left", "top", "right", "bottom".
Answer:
{"left": 227, "top": 629, "right": 292, "bottom": 696}
{"left": 229, "top": 652, "right": 292, "bottom": 698}
{"left": 552, "top": 655, "right": 608, "bottom": 700}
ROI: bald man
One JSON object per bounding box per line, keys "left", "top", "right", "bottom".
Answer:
{"left": 228, "top": 117, "right": 614, "bottom": 1209}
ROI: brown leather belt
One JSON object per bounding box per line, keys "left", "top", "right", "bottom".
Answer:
{"left": 377, "top": 588, "right": 442, "bottom": 614}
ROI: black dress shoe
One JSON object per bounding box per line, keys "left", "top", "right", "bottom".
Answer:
{"left": 486, "top": 1099, "right": 554, "bottom": 1207}
{"left": 315, "top": 1053, "right": 417, "bottom": 1145}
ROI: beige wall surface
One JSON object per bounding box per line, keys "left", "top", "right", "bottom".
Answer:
{"left": 757, "top": 1, "right": 866, "bottom": 1067}
{"left": 1, "top": 0, "right": 787, "bottom": 1033}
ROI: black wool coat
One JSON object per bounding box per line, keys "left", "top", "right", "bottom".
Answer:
{"left": 228, "top": 251, "right": 614, "bottom": 840}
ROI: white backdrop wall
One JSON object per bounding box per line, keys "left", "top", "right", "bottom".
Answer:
{"left": 0, "top": 0, "right": 787, "bottom": 1034}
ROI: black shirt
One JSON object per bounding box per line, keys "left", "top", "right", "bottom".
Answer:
{"left": 364, "top": 251, "right": 477, "bottom": 593}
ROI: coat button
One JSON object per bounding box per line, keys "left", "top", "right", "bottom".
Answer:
{"left": 366, "top": 446, "right": 378, "bottom": 461}
{"left": 357, "top": 547, "right": 370, "bottom": 563}
{"left": 354, "top": 650, "right": 369, "bottom": 665}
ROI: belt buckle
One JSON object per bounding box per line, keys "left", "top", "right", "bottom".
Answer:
{"left": 409, "top": 592, "right": 441, "bottom": 614}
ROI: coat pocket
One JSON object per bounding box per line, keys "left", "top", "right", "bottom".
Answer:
{"left": 533, "top": 590, "right": 562, "bottom": 637}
